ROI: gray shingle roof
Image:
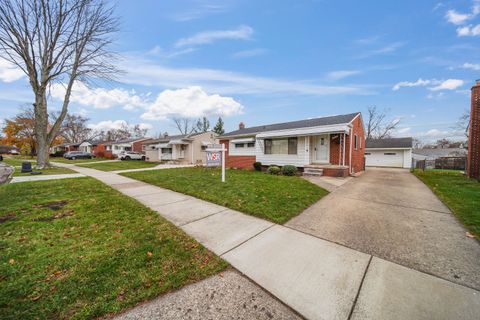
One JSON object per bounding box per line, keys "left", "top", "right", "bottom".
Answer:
{"left": 365, "top": 137, "right": 413, "bottom": 149}
{"left": 221, "top": 112, "right": 360, "bottom": 137}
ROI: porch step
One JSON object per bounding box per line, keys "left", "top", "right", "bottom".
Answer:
{"left": 303, "top": 168, "right": 324, "bottom": 177}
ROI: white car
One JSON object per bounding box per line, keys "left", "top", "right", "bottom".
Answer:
{"left": 119, "top": 151, "right": 146, "bottom": 161}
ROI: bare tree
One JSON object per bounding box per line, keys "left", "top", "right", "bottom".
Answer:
{"left": 454, "top": 109, "right": 470, "bottom": 138}
{"left": 0, "top": 0, "right": 119, "bottom": 168}
{"left": 58, "top": 113, "right": 92, "bottom": 143}
{"left": 173, "top": 118, "right": 195, "bottom": 135}
{"left": 365, "top": 106, "right": 401, "bottom": 139}
{"left": 195, "top": 116, "right": 210, "bottom": 133}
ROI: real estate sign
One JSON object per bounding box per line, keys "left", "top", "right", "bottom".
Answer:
{"left": 206, "top": 150, "right": 221, "bottom": 167}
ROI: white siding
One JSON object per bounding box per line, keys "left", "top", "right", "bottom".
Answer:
{"left": 229, "top": 137, "right": 256, "bottom": 156}
{"left": 365, "top": 149, "right": 412, "bottom": 168}
{"left": 403, "top": 149, "right": 412, "bottom": 169}
{"left": 255, "top": 137, "right": 309, "bottom": 167}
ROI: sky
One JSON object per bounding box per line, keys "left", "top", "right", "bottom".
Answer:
{"left": 0, "top": 0, "right": 479, "bottom": 141}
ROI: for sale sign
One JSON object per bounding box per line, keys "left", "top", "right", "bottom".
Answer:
{"left": 206, "top": 151, "right": 222, "bottom": 167}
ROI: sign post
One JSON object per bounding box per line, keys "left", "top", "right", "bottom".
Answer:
{"left": 206, "top": 143, "right": 226, "bottom": 182}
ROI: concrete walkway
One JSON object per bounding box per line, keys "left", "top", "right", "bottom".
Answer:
{"left": 11, "top": 173, "right": 85, "bottom": 183}
{"left": 65, "top": 165, "right": 480, "bottom": 320}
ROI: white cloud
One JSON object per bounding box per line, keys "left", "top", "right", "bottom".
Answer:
{"left": 356, "top": 42, "right": 406, "bottom": 59}
{"left": 457, "top": 24, "right": 480, "bottom": 36}
{"left": 0, "top": 58, "right": 25, "bottom": 83}
{"left": 175, "top": 25, "right": 253, "bottom": 47}
{"left": 88, "top": 120, "right": 152, "bottom": 133}
{"left": 120, "top": 55, "right": 370, "bottom": 96}
{"left": 171, "top": 2, "right": 230, "bottom": 21}
{"left": 231, "top": 48, "right": 268, "bottom": 59}
{"left": 325, "top": 70, "right": 361, "bottom": 81}
{"left": 51, "top": 82, "right": 149, "bottom": 110}
{"left": 461, "top": 62, "right": 480, "bottom": 70}
{"left": 429, "top": 79, "right": 464, "bottom": 91}
{"left": 445, "top": 1, "right": 480, "bottom": 25}
{"left": 393, "top": 78, "right": 432, "bottom": 91}
{"left": 393, "top": 78, "right": 463, "bottom": 91}
{"left": 141, "top": 86, "right": 243, "bottom": 120}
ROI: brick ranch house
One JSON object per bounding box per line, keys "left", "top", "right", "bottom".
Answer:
{"left": 219, "top": 112, "right": 365, "bottom": 177}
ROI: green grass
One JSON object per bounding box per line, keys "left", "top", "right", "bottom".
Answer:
{"left": 2, "top": 157, "right": 35, "bottom": 167}
{"left": 49, "top": 157, "right": 110, "bottom": 164}
{"left": 0, "top": 178, "right": 227, "bottom": 320}
{"left": 414, "top": 169, "right": 480, "bottom": 237}
{"left": 12, "top": 166, "right": 76, "bottom": 177}
{"left": 122, "top": 167, "right": 328, "bottom": 224}
{"left": 78, "top": 161, "right": 159, "bottom": 171}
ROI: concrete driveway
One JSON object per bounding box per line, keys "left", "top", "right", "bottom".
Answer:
{"left": 287, "top": 167, "right": 480, "bottom": 290}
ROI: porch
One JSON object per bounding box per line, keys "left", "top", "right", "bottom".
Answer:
{"left": 304, "top": 164, "right": 350, "bottom": 177}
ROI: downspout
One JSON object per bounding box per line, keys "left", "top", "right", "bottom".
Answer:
{"left": 349, "top": 127, "right": 353, "bottom": 174}
{"left": 191, "top": 142, "right": 194, "bottom": 164}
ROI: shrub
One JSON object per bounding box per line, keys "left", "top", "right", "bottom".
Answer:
{"left": 282, "top": 165, "right": 297, "bottom": 176}
{"left": 267, "top": 165, "right": 281, "bottom": 175}
{"left": 253, "top": 161, "right": 262, "bottom": 171}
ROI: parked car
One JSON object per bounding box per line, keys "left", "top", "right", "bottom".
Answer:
{"left": 119, "top": 151, "right": 146, "bottom": 161}
{"left": 63, "top": 151, "right": 94, "bottom": 160}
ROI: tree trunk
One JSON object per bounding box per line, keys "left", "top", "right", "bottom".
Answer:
{"left": 34, "top": 95, "right": 51, "bottom": 169}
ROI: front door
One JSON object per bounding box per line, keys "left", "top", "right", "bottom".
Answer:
{"left": 314, "top": 135, "right": 329, "bottom": 163}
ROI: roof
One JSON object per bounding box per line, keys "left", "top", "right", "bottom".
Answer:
{"left": 412, "top": 148, "right": 467, "bottom": 158}
{"left": 143, "top": 131, "right": 210, "bottom": 145}
{"left": 112, "top": 137, "right": 149, "bottom": 144}
{"left": 221, "top": 112, "right": 360, "bottom": 137}
{"left": 365, "top": 137, "right": 413, "bottom": 149}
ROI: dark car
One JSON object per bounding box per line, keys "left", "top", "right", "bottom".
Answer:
{"left": 63, "top": 151, "right": 94, "bottom": 160}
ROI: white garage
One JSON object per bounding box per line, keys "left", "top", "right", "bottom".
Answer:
{"left": 365, "top": 138, "right": 413, "bottom": 169}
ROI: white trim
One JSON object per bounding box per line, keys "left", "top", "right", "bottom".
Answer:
{"left": 365, "top": 147, "right": 412, "bottom": 150}
{"left": 231, "top": 137, "right": 255, "bottom": 143}
{"left": 256, "top": 123, "right": 351, "bottom": 139}
{"left": 342, "top": 133, "right": 346, "bottom": 166}
{"left": 349, "top": 127, "right": 353, "bottom": 174}
{"left": 312, "top": 134, "right": 330, "bottom": 164}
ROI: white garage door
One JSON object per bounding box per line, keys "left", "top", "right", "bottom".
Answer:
{"left": 365, "top": 150, "right": 404, "bottom": 168}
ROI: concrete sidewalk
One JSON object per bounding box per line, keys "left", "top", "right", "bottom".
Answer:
{"left": 66, "top": 165, "right": 480, "bottom": 320}
{"left": 11, "top": 173, "right": 85, "bottom": 183}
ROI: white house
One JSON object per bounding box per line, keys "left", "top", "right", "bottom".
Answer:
{"left": 365, "top": 137, "right": 413, "bottom": 168}
{"left": 143, "top": 132, "right": 217, "bottom": 164}
{"left": 110, "top": 137, "right": 150, "bottom": 156}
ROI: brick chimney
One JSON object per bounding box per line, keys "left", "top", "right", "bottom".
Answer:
{"left": 467, "top": 79, "right": 480, "bottom": 180}
{"left": 239, "top": 122, "right": 245, "bottom": 130}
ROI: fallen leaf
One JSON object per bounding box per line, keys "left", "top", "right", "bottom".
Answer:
{"left": 31, "top": 294, "right": 42, "bottom": 301}
{"left": 466, "top": 232, "right": 476, "bottom": 239}
{"left": 8, "top": 259, "right": 15, "bottom": 265}
{"left": 147, "top": 252, "right": 153, "bottom": 257}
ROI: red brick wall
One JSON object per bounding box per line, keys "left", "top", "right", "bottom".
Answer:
{"left": 468, "top": 81, "right": 480, "bottom": 180}
{"left": 132, "top": 140, "right": 147, "bottom": 153}
{"left": 220, "top": 139, "right": 256, "bottom": 169}
{"left": 344, "top": 115, "right": 365, "bottom": 173}
{"left": 329, "top": 134, "right": 342, "bottom": 165}
{"left": 93, "top": 144, "right": 114, "bottom": 159}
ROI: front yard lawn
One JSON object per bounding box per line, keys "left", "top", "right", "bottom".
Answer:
{"left": 0, "top": 178, "right": 227, "bottom": 320}
{"left": 1, "top": 157, "right": 35, "bottom": 167}
{"left": 78, "top": 160, "right": 159, "bottom": 171}
{"left": 122, "top": 167, "right": 328, "bottom": 224}
{"left": 414, "top": 169, "right": 480, "bottom": 237}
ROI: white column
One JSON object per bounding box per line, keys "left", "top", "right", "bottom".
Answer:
{"left": 342, "top": 133, "right": 346, "bottom": 166}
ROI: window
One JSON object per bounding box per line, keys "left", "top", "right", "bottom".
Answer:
{"left": 359, "top": 137, "right": 362, "bottom": 149}
{"left": 288, "top": 137, "right": 297, "bottom": 154}
{"left": 235, "top": 143, "right": 245, "bottom": 148}
{"left": 201, "top": 145, "right": 207, "bottom": 151}
{"left": 384, "top": 152, "right": 397, "bottom": 155}
{"left": 365, "top": 152, "right": 371, "bottom": 155}
{"left": 247, "top": 142, "right": 255, "bottom": 148}
{"left": 354, "top": 134, "right": 358, "bottom": 150}
{"left": 264, "top": 138, "right": 297, "bottom": 155}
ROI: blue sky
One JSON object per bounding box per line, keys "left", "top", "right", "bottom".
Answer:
{"left": 1, "top": 0, "right": 479, "bottom": 141}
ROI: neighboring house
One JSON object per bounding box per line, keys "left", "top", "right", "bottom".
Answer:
{"left": 143, "top": 131, "right": 217, "bottom": 164}
{"left": 0, "top": 145, "right": 19, "bottom": 155}
{"left": 110, "top": 137, "right": 151, "bottom": 157}
{"left": 50, "top": 142, "right": 80, "bottom": 154}
{"left": 92, "top": 141, "right": 114, "bottom": 159}
{"left": 412, "top": 147, "right": 467, "bottom": 161}
{"left": 365, "top": 137, "right": 413, "bottom": 169}
{"left": 79, "top": 141, "right": 95, "bottom": 153}
{"left": 219, "top": 112, "right": 365, "bottom": 177}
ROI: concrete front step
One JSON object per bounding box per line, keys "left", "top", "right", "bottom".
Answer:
{"left": 303, "top": 168, "right": 324, "bottom": 177}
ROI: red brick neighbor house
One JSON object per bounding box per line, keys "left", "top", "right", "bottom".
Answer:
{"left": 219, "top": 112, "right": 365, "bottom": 177}
{"left": 467, "top": 80, "right": 480, "bottom": 180}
